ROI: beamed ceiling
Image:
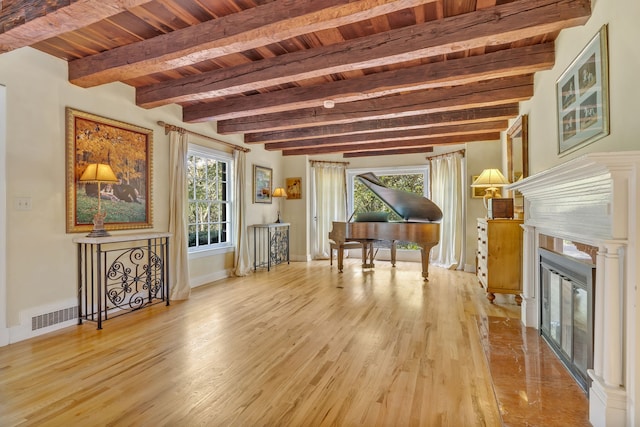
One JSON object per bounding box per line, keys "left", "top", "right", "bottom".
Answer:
{"left": 0, "top": 0, "right": 591, "bottom": 157}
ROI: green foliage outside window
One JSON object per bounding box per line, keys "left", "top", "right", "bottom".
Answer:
{"left": 187, "top": 153, "right": 230, "bottom": 249}
{"left": 353, "top": 173, "right": 424, "bottom": 250}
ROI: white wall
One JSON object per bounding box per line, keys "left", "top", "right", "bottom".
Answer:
{"left": 0, "top": 84, "right": 7, "bottom": 346}
{"left": 465, "top": 140, "right": 502, "bottom": 270}
{"left": 281, "top": 155, "right": 309, "bottom": 261}
{"left": 0, "top": 48, "right": 252, "bottom": 339}
{"left": 519, "top": 0, "right": 640, "bottom": 173}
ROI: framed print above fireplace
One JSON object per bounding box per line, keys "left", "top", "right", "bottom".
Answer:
{"left": 556, "top": 25, "right": 609, "bottom": 156}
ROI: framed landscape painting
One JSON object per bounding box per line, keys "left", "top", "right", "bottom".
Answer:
{"left": 253, "top": 164, "right": 272, "bottom": 204}
{"left": 556, "top": 25, "right": 609, "bottom": 156}
{"left": 65, "top": 108, "right": 153, "bottom": 233}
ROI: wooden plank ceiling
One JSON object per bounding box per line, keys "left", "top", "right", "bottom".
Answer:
{"left": 0, "top": 0, "right": 591, "bottom": 157}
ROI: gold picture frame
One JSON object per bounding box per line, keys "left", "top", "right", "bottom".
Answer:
{"left": 65, "top": 108, "right": 153, "bottom": 233}
{"left": 285, "top": 177, "right": 302, "bottom": 199}
{"left": 253, "top": 164, "right": 272, "bottom": 204}
{"left": 471, "top": 175, "right": 487, "bottom": 198}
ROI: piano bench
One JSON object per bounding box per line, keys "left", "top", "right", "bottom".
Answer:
{"left": 330, "top": 241, "right": 363, "bottom": 267}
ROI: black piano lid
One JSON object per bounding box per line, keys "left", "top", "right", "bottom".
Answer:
{"left": 356, "top": 172, "right": 443, "bottom": 223}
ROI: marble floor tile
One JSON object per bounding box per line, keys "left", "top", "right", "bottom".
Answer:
{"left": 477, "top": 316, "right": 591, "bottom": 427}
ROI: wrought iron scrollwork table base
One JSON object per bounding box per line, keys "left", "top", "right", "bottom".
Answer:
{"left": 73, "top": 232, "right": 171, "bottom": 329}
{"left": 250, "top": 223, "right": 290, "bottom": 271}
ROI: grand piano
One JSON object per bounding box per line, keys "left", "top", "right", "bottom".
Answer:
{"left": 328, "top": 172, "right": 442, "bottom": 280}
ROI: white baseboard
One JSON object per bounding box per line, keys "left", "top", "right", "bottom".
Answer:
{"left": 464, "top": 263, "right": 476, "bottom": 273}
{"left": 190, "top": 269, "right": 232, "bottom": 288}
{"left": 9, "top": 297, "right": 79, "bottom": 343}
{"left": 0, "top": 327, "right": 9, "bottom": 346}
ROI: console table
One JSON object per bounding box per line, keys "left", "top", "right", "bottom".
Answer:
{"left": 250, "top": 223, "right": 290, "bottom": 271}
{"left": 73, "top": 232, "right": 171, "bottom": 329}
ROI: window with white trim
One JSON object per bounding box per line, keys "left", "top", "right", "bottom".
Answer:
{"left": 187, "top": 145, "right": 233, "bottom": 252}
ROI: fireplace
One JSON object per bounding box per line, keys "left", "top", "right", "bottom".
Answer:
{"left": 539, "top": 246, "right": 596, "bottom": 392}
{"left": 508, "top": 151, "right": 640, "bottom": 427}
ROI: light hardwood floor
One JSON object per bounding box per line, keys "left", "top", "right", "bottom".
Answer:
{"left": 0, "top": 260, "right": 522, "bottom": 426}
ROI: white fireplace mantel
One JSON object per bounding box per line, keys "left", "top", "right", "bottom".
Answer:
{"left": 508, "top": 151, "right": 640, "bottom": 427}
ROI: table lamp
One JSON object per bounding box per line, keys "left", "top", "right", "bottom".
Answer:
{"left": 272, "top": 187, "right": 287, "bottom": 223}
{"left": 471, "top": 168, "right": 510, "bottom": 211}
{"left": 79, "top": 163, "right": 119, "bottom": 237}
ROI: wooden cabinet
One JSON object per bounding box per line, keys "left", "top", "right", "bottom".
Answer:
{"left": 476, "top": 218, "right": 523, "bottom": 305}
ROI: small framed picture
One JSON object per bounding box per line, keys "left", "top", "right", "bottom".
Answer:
{"left": 285, "top": 177, "right": 302, "bottom": 199}
{"left": 253, "top": 165, "right": 272, "bottom": 204}
{"left": 471, "top": 175, "right": 486, "bottom": 199}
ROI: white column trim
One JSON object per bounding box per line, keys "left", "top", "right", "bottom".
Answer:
{"left": 520, "top": 223, "right": 538, "bottom": 327}
{"left": 602, "top": 241, "right": 625, "bottom": 388}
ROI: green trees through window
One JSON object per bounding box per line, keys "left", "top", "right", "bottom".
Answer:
{"left": 187, "top": 148, "right": 232, "bottom": 250}
{"left": 352, "top": 171, "right": 426, "bottom": 250}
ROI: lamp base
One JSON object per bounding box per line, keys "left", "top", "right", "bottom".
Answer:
{"left": 86, "top": 228, "right": 111, "bottom": 238}
{"left": 87, "top": 210, "right": 111, "bottom": 237}
{"left": 275, "top": 211, "right": 281, "bottom": 223}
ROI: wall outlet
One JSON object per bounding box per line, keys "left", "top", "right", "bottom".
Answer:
{"left": 15, "top": 197, "right": 32, "bottom": 210}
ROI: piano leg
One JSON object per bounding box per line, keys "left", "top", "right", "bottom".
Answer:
{"left": 361, "top": 240, "right": 375, "bottom": 269}
{"left": 391, "top": 240, "right": 397, "bottom": 267}
{"left": 419, "top": 242, "right": 438, "bottom": 281}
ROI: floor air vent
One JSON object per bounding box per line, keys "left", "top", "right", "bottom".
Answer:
{"left": 32, "top": 306, "right": 78, "bottom": 330}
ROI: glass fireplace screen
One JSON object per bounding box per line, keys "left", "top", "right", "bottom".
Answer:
{"left": 539, "top": 247, "right": 596, "bottom": 392}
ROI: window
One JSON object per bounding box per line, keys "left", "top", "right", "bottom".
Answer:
{"left": 347, "top": 166, "right": 430, "bottom": 249}
{"left": 187, "top": 145, "right": 233, "bottom": 252}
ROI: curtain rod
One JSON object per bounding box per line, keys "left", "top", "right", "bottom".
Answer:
{"left": 426, "top": 149, "right": 465, "bottom": 161}
{"left": 157, "top": 121, "right": 251, "bottom": 153}
{"left": 309, "top": 160, "right": 350, "bottom": 166}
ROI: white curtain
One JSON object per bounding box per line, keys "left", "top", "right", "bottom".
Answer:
{"left": 233, "top": 150, "right": 251, "bottom": 276}
{"left": 168, "top": 130, "right": 191, "bottom": 300}
{"left": 312, "top": 162, "right": 347, "bottom": 259}
{"left": 430, "top": 152, "right": 464, "bottom": 270}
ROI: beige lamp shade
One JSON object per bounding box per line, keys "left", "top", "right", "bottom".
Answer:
{"left": 471, "top": 168, "right": 510, "bottom": 210}
{"left": 272, "top": 187, "right": 287, "bottom": 223}
{"left": 470, "top": 168, "right": 509, "bottom": 188}
{"left": 272, "top": 187, "right": 287, "bottom": 198}
{"left": 79, "top": 163, "right": 118, "bottom": 183}
{"left": 79, "top": 163, "right": 118, "bottom": 237}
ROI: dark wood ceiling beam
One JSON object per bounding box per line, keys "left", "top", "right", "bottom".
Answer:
{"left": 140, "top": 0, "right": 589, "bottom": 109}
{"left": 343, "top": 146, "right": 434, "bottom": 157}
{"left": 265, "top": 120, "right": 508, "bottom": 150}
{"left": 180, "top": 43, "right": 553, "bottom": 119}
{"left": 68, "top": 0, "right": 437, "bottom": 87}
{"left": 0, "top": 0, "right": 154, "bottom": 52}
{"left": 281, "top": 132, "right": 500, "bottom": 155}
{"left": 215, "top": 74, "right": 534, "bottom": 133}
{"left": 245, "top": 104, "right": 520, "bottom": 143}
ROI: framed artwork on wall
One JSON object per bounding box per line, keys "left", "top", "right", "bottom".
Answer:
{"left": 556, "top": 25, "right": 609, "bottom": 156}
{"left": 471, "top": 175, "right": 486, "bottom": 199}
{"left": 65, "top": 108, "right": 153, "bottom": 234}
{"left": 253, "top": 164, "right": 272, "bottom": 204}
{"left": 285, "top": 177, "right": 302, "bottom": 199}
